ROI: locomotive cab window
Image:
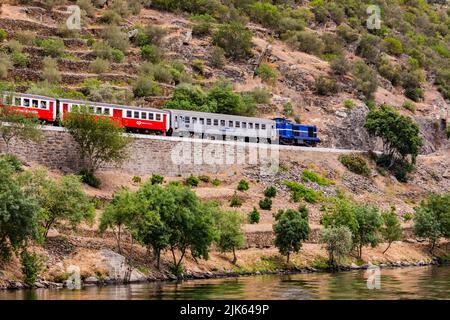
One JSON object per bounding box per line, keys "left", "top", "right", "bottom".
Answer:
{"left": 40, "top": 101, "right": 47, "bottom": 109}
{"left": 126, "top": 110, "right": 132, "bottom": 118}
{"left": 23, "top": 99, "right": 30, "bottom": 107}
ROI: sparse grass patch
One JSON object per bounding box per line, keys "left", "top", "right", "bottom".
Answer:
{"left": 302, "top": 170, "right": 335, "bottom": 186}
{"left": 284, "top": 181, "right": 324, "bottom": 203}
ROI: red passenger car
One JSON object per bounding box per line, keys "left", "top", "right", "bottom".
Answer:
{"left": 0, "top": 92, "right": 57, "bottom": 123}
{"left": 58, "top": 98, "right": 170, "bottom": 134}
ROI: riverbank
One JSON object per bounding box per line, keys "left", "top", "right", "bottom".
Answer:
{"left": 1, "top": 237, "right": 448, "bottom": 290}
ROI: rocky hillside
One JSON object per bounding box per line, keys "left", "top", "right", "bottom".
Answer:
{"left": 0, "top": 0, "right": 449, "bottom": 152}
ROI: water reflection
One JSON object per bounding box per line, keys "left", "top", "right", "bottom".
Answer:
{"left": 0, "top": 265, "right": 448, "bottom": 300}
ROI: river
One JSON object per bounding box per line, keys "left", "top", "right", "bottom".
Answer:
{"left": 1, "top": 265, "right": 449, "bottom": 300}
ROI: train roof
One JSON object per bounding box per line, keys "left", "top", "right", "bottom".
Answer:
{"left": 166, "top": 109, "right": 275, "bottom": 124}
{"left": 2, "top": 92, "right": 57, "bottom": 101}
{"left": 58, "top": 98, "right": 168, "bottom": 113}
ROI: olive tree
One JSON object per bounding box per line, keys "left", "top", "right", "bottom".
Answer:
{"left": 273, "top": 209, "right": 310, "bottom": 263}
{"left": 320, "top": 225, "right": 353, "bottom": 268}
{"left": 213, "top": 210, "right": 245, "bottom": 264}
{"left": 381, "top": 208, "right": 402, "bottom": 253}
{"left": 63, "top": 107, "right": 130, "bottom": 174}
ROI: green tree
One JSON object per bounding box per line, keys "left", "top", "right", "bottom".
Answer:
{"left": 353, "top": 204, "right": 383, "bottom": 259}
{"left": 21, "top": 170, "right": 95, "bottom": 239}
{"left": 248, "top": 207, "right": 260, "bottom": 224}
{"left": 0, "top": 159, "right": 40, "bottom": 260}
{"left": 0, "top": 104, "right": 42, "bottom": 153}
{"left": 381, "top": 208, "right": 402, "bottom": 253}
{"left": 214, "top": 210, "right": 244, "bottom": 264}
{"left": 320, "top": 225, "right": 353, "bottom": 268}
{"left": 352, "top": 60, "right": 378, "bottom": 99}
{"left": 365, "top": 105, "right": 422, "bottom": 178}
{"left": 63, "top": 107, "right": 130, "bottom": 175}
{"left": 273, "top": 209, "right": 310, "bottom": 263}
{"left": 414, "top": 193, "right": 450, "bottom": 252}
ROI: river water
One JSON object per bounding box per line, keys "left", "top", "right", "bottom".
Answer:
{"left": 1, "top": 265, "right": 449, "bottom": 300}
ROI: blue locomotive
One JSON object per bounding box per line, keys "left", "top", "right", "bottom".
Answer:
{"left": 274, "top": 118, "right": 320, "bottom": 147}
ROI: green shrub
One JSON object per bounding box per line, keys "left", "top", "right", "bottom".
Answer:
{"left": 402, "top": 69, "right": 424, "bottom": 102}
{"left": 336, "top": 24, "right": 359, "bottom": 43}
{"left": 79, "top": 168, "right": 101, "bottom": 188}
{"left": 248, "top": 207, "right": 260, "bottom": 224}
{"left": 383, "top": 37, "right": 403, "bottom": 56}
{"left": 330, "top": 54, "right": 350, "bottom": 76}
{"left": 37, "top": 38, "right": 65, "bottom": 57}
{"left": 352, "top": 61, "right": 378, "bottom": 99}
{"left": 338, "top": 154, "right": 371, "bottom": 177}
{"left": 210, "top": 46, "right": 226, "bottom": 68}
{"left": 11, "top": 51, "right": 30, "bottom": 67}
{"left": 153, "top": 64, "right": 173, "bottom": 84}
{"left": 41, "top": 57, "right": 61, "bottom": 83}
{"left": 403, "top": 212, "right": 413, "bottom": 222}
{"left": 141, "top": 44, "right": 163, "bottom": 63}
{"left": 198, "top": 175, "right": 210, "bottom": 183}
{"left": 150, "top": 174, "right": 164, "bottom": 185}
{"left": 298, "top": 204, "right": 309, "bottom": 219}
{"left": 376, "top": 58, "right": 402, "bottom": 86}
{"left": 20, "top": 250, "right": 42, "bottom": 286}
{"left": 259, "top": 197, "right": 272, "bottom": 210}
{"left": 302, "top": 169, "right": 335, "bottom": 186}
{"left": 237, "top": 179, "right": 249, "bottom": 191}
{"left": 213, "top": 22, "right": 252, "bottom": 60}
{"left": 134, "top": 25, "right": 167, "bottom": 46}
{"left": 315, "top": 76, "right": 338, "bottom": 95}
{"left": 6, "top": 39, "right": 23, "bottom": 53}
{"left": 344, "top": 99, "right": 356, "bottom": 109}
{"left": 191, "top": 14, "right": 215, "bottom": 36}
{"left": 185, "top": 175, "right": 199, "bottom": 187}
{"left": 90, "top": 58, "right": 111, "bottom": 74}
{"left": 284, "top": 181, "right": 323, "bottom": 203}
{"left": 0, "top": 154, "right": 23, "bottom": 172}
{"left": 191, "top": 59, "right": 204, "bottom": 75}
{"left": 403, "top": 101, "right": 416, "bottom": 113}
{"left": 230, "top": 192, "right": 243, "bottom": 207}
{"left": 111, "top": 48, "right": 125, "bottom": 63}
{"left": 15, "top": 31, "right": 36, "bottom": 45}
{"left": 0, "top": 53, "right": 12, "bottom": 79}
{"left": 92, "top": 41, "right": 113, "bottom": 60}
{"left": 101, "top": 9, "right": 123, "bottom": 24}
{"left": 133, "top": 76, "right": 162, "bottom": 97}
{"left": 132, "top": 176, "right": 142, "bottom": 184}
{"left": 103, "top": 26, "right": 129, "bottom": 52}
{"left": 286, "top": 30, "right": 324, "bottom": 55}
{"left": 0, "top": 29, "right": 8, "bottom": 42}
{"left": 249, "top": 87, "right": 271, "bottom": 104}
{"left": 255, "top": 63, "right": 278, "bottom": 85}
{"left": 283, "top": 102, "right": 294, "bottom": 117}
{"left": 356, "top": 34, "right": 380, "bottom": 62}
{"left": 212, "top": 178, "right": 221, "bottom": 186}
{"left": 264, "top": 186, "right": 277, "bottom": 198}
{"left": 248, "top": 2, "right": 280, "bottom": 30}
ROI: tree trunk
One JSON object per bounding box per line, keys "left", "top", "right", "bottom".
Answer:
{"left": 156, "top": 249, "right": 161, "bottom": 270}
{"left": 117, "top": 225, "right": 122, "bottom": 254}
{"left": 383, "top": 241, "right": 392, "bottom": 254}
{"left": 286, "top": 252, "right": 290, "bottom": 264}
{"left": 232, "top": 247, "right": 237, "bottom": 265}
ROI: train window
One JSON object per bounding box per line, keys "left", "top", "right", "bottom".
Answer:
{"left": 206, "top": 119, "right": 211, "bottom": 125}
{"left": 242, "top": 122, "right": 247, "bottom": 128}
{"left": 104, "top": 108, "right": 110, "bottom": 115}
{"left": 32, "top": 99, "right": 39, "bottom": 108}
{"left": 228, "top": 121, "right": 233, "bottom": 127}
{"left": 134, "top": 111, "right": 139, "bottom": 119}
{"left": 14, "top": 97, "right": 21, "bottom": 106}
{"left": 71, "top": 104, "right": 79, "bottom": 112}
{"left": 126, "top": 110, "right": 132, "bottom": 118}
{"left": 192, "top": 117, "right": 197, "bottom": 124}
{"left": 23, "top": 99, "right": 30, "bottom": 107}
{"left": 149, "top": 113, "right": 154, "bottom": 120}
{"left": 185, "top": 117, "right": 190, "bottom": 124}
{"left": 156, "top": 114, "right": 161, "bottom": 121}
{"left": 249, "top": 123, "right": 253, "bottom": 129}
{"left": 200, "top": 118, "right": 204, "bottom": 124}
{"left": 89, "top": 106, "right": 95, "bottom": 113}
{"left": 255, "top": 123, "right": 260, "bottom": 130}
{"left": 96, "top": 107, "right": 103, "bottom": 115}
{"left": 2, "top": 95, "right": 12, "bottom": 104}
{"left": 220, "top": 120, "right": 225, "bottom": 126}
{"left": 236, "top": 122, "right": 240, "bottom": 128}
{"left": 213, "top": 119, "right": 218, "bottom": 126}
{"left": 40, "top": 101, "right": 47, "bottom": 109}
{"left": 261, "top": 124, "right": 266, "bottom": 130}
{"left": 141, "top": 112, "right": 147, "bottom": 119}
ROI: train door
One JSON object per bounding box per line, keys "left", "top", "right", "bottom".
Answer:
{"left": 113, "top": 108, "right": 122, "bottom": 123}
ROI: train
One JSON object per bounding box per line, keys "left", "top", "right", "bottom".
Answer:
{"left": 0, "top": 92, "right": 320, "bottom": 147}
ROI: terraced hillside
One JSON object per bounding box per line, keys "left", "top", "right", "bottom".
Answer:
{"left": 0, "top": 0, "right": 449, "bottom": 152}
